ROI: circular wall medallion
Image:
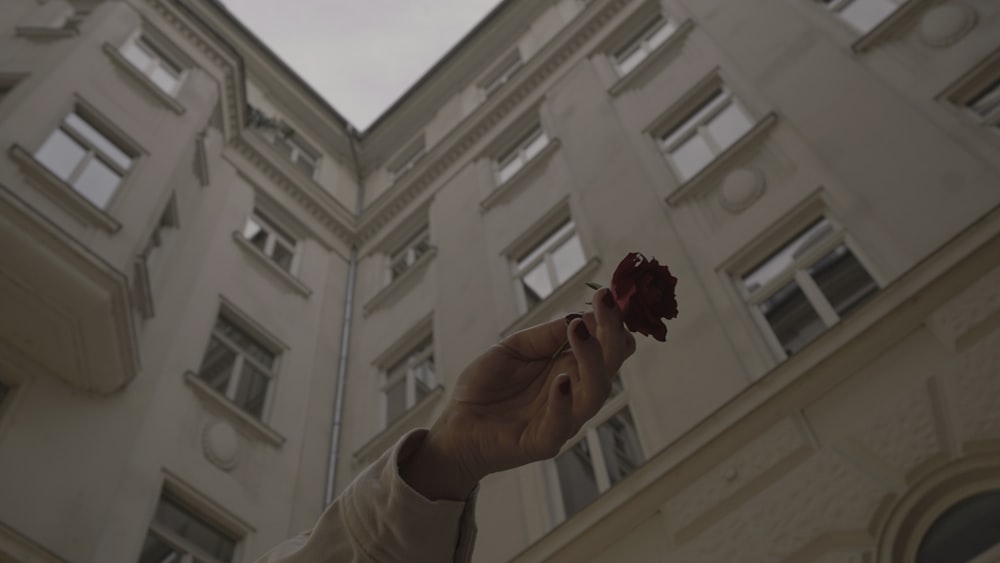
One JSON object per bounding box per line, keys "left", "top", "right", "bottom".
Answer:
{"left": 202, "top": 420, "right": 240, "bottom": 471}
{"left": 918, "top": 4, "right": 976, "bottom": 48}
{"left": 719, "top": 168, "right": 765, "bottom": 213}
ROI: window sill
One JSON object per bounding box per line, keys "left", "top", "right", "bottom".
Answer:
{"left": 481, "top": 139, "right": 561, "bottom": 213}
{"left": 363, "top": 246, "right": 438, "bottom": 317}
{"left": 851, "top": 0, "right": 933, "bottom": 53}
{"left": 15, "top": 26, "right": 78, "bottom": 39}
{"left": 353, "top": 385, "right": 445, "bottom": 465}
{"left": 183, "top": 371, "right": 285, "bottom": 448}
{"left": 664, "top": 112, "right": 778, "bottom": 207}
{"left": 232, "top": 232, "right": 312, "bottom": 298}
{"left": 607, "top": 19, "right": 695, "bottom": 97}
{"left": 8, "top": 144, "right": 122, "bottom": 234}
{"left": 131, "top": 255, "right": 155, "bottom": 320}
{"left": 502, "top": 256, "right": 602, "bottom": 337}
{"left": 102, "top": 43, "right": 186, "bottom": 116}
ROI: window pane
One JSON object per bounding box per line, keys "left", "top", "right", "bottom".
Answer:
{"left": 271, "top": 241, "right": 295, "bottom": 272}
{"left": 155, "top": 496, "right": 236, "bottom": 562}
{"left": 968, "top": 78, "right": 1000, "bottom": 118}
{"left": 73, "top": 157, "right": 121, "bottom": 208}
{"left": 759, "top": 281, "right": 827, "bottom": 356}
{"left": 523, "top": 130, "right": 549, "bottom": 161}
{"left": 741, "top": 218, "right": 834, "bottom": 293}
{"left": 138, "top": 531, "right": 183, "bottom": 563}
{"left": 645, "top": 17, "right": 677, "bottom": 49}
{"left": 198, "top": 337, "right": 237, "bottom": 394}
{"left": 521, "top": 262, "right": 553, "bottom": 307}
{"left": 917, "top": 491, "right": 1000, "bottom": 563}
{"left": 64, "top": 113, "right": 132, "bottom": 169}
{"left": 120, "top": 40, "right": 153, "bottom": 72}
{"left": 555, "top": 440, "right": 599, "bottom": 519}
{"left": 214, "top": 318, "right": 275, "bottom": 369}
{"left": 706, "top": 102, "right": 753, "bottom": 151}
{"left": 497, "top": 157, "right": 522, "bottom": 184}
{"left": 293, "top": 155, "right": 316, "bottom": 178}
{"left": 670, "top": 134, "right": 715, "bottom": 180}
{"left": 660, "top": 89, "right": 726, "bottom": 147}
{"left": 35, "top": 128, "right": 86, "bottom": 181}
{"left": 385, "top": 378, "right": 407, "bottom": 423}
{"left": 551, "top": 234, "right": 586, "bottom": 285}
{"left": 148, "top": 65, "right": 180, "bottom": 94}
{"left": 596, "top": 408, "right": 644, "bottom": 487}
{"left": 839, "top": 0, "right": 896, "bottom": 33}
{"left": 809, "top": 245, "right": 878, "bottom": 317}
{"left": 615, "top": 47, "right": 646, "bottom": 75}
{"left": 234, "top": 363, "right": 270, "bottom": 419}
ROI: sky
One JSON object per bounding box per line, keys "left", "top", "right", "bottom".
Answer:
{"left": 222, "top": 0, "right": 505, "bottom": 130}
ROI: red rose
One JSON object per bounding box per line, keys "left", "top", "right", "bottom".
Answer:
{"left": 610, "top": 253, "right": 678, "bottom": 342}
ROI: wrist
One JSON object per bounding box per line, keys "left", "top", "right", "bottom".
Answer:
{"left": 399, "top": 426, "right": 480, "bottom": 501}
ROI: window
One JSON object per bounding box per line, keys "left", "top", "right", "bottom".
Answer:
{"left": 197, "top": 315, "right": 278, "bottom": 420}
{"left": 659, "top": 87, "right": 754, "bottom": 181}
{"left": 917, "top": 491, "right": 1000, "bottom": 563}
{"left": 738, "top": 217, "right": 879, "bottom": 358}
{"left": 817, "top": 0, "right": 901, "bottom": 34}
{"left": 34, "top": 111, "right": 134, "bottom": 209}
{"left": 515, "top": 219, "right": 586, "bottom": 309}
{"left": 139, "top": 492, "right": 237, "bottom": 563}
{"left": 554, "top": 406, "right": 643, "bottom": 521}
{"left": 120, "top": 34, "right": 185, "bottom": 95}
{"left": 242, "top": 211, "right": 297, "bottom": 273}
{"left": 388, "top": 227, "right": 432, "bottom": 282}
{"left": 962, "top": 77, "right": 1000, "bottom": 130}
{"left": 496, "top": 126, "right": 550, "bottom": 185}
{"left": 144, "top": 197, "right": 179, "bottom": 267}
{"left": 383, "top": 338, "right": 435, "bottom": 425}
{"left": 482, "top": 54, "right": 523, "bottom": 98}
{"left": 271, "top": 134, "right": 319, "bottom": 178}
{"left": 613, "top": 15, "right": 679, "bottom": 76}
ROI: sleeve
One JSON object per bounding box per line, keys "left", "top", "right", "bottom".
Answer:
{"left": 254, "top": 429, "right": 478, "bottom": 563}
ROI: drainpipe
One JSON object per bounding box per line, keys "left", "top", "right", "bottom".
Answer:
{"left": 324, "top": 125, "right": 365, "bottom": 506}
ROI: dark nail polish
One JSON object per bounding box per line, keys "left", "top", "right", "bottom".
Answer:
{"left": 602, "top": 290, "right": 616, "bottom": 310}
{"left": 574, "top": 321, "right": 590, "bottom": 341}
{"left": 564, "top": 313, "right": 583, "bottom": 325}
{"left": 558, "top": 378, "right": 571, "bottom": 396}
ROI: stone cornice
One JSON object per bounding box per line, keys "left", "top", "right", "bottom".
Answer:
{"left": 355, "top": 0, "right": 636, "bottom": 245}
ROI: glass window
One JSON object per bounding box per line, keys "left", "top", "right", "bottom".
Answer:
{"left": 241, "top": 211, "right": 298, "bottom": 274}
{"left": 739, "top": 218, "right": 878, "bottom": 359}
{"left": 659, "top": 88, "right": 754, "bottom": 181}
{"left": 496, "top": 126, "right": 550, "bottom": 185}
{"left": 818, "top": 0, "right": 900, "bottom": 34}
{"left": 140, "top": 493, "right": 237, "bottom": 563}
{"left": 515, "top": 219, "right": 586, "bottom": 309}
{"left": 120, "top": 34, "right": 184, "bottom": 95}
{"left": 917, "top": 491, "right": 1000, "bottom": 563}
{"left": 197, "top": 315, "right": 277, "bottom": 419}
{"left": 613, "top": 15, "right": 679, "bottom": 76}
{"left": 961, "top": 76, "right": 1000, "bottom": 130}
{"left": 388, "top": 228, "right": 432, "bottom": 282}
{"left": 382, "top": 338, "right": 435, "bottom": 426}
{"left": 271, "top": 134, "right": 320, "bottom": 179}
{"left": 35, "top": 111, "right": 133, "bottom": 209}
{"left": 555, "top": 440, "right": 600, "bottom": 518}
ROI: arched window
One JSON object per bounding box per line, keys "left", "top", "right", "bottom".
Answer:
{"left": 917, "top": 490, "right": 1000, "bottom": 563}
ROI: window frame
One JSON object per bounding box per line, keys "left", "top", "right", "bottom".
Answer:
{"left": 495, "top": 125, "right": 551, "bottom": 186}
{"left": 196, "top": 313, "right": 280, "bottom": 421}
{"left": 547, "top": 388, "right": 643, "bottom": 523}
{"left": 119, "top": 31, "right": 187, "bottom": 96}
{"left": 388, "top": 226, "right": 432, "bottom": 283}
{"left": 270, "top": 132, "right": 321, "bottom": 179}
{"left": 958, "top": 76, "right": 1000, "bottom": 130}
{"left": 815, "top": 0, "right": 903, "bottom": 34}
{"left": 657, "top": 86, "right": 755, "bottom": 182}
{"left": 34, "top": 108, "right": 136, "bottom": 209}
{"left": 735, "top": 217, "right": 880, "bottom": 361}
{"left": 612, "top": 14, "right": 679, "bottom": 76}
{"left": 140, "top": 491, "right": 240, "bottom": 563}
{"left": 381, "top": 337, "right": 436, "bottom": 427}
{"left": 512, "top": 218, "right": 587, "bottom": 312}
{"left": 241, "top": 210, "right": 300, "bottom": 274}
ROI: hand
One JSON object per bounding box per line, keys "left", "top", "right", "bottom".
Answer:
{"left": 400, "top": 288, "right": 637, "bottom": 501}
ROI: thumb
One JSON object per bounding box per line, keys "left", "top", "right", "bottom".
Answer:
{"left": 536, "top": 373, "right": 574, "bottom": 459}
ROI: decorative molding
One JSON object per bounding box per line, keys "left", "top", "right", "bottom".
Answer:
{"left": 14, "top": 26, "right": 78, "bottom": 39}
{"left": 8, "top": 144, "right": 122, "bottom": 234}
{"left": 184, "top": 371, "right": 285, "bottom": 448}
{"left": 607, "top": 19, "right": 695, "bottom": 97}
{"left": 101, "top": 43, "right": 186, "bottom": 115}
{"left": 131, "top": 255, "right": 156, "bottom": 320}
{"left": 480, "top": 139, "right": 561, "bottom": 212}
{"left": 718, "top": 167, "right": 765, "bottom": 213}
{"left": 925, "top": 263, "right": 1000, "bottom": 353}
{"left": 202, "top": 420, "right": 241, "bottom": 471}
{"left": 851, "top": 0, "right": 936, "bottom": 53}
{"left": 231, "top": 231, "right": 312, "bottom": 298}
{"left": 362, "top": 246, "right": 438, "bottom": 317}
{"left": 917, "top": 3, "right": 977, "bottom": 48}
{"left": 353, "top": 385, "right": 444, "bottom": 465}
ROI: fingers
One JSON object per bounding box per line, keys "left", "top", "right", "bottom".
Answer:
{"left": 566, "top": 318, "right": 611, "bottom": 421}
{"left": 500, "top": 317, "right": 569, "bottom": 360}
{"left": 592, "top": 288, "right": 631, "bottom": 373}
{"left": 537, "top": 373, "right": 574, "bottom": 458}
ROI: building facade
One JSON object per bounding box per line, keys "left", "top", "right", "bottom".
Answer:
{"left": 0, "top": 0, "right": 999, "bottom": 561}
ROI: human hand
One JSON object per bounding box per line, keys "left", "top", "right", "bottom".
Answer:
{"left": 400, "top": 288, "right": 636, "bottom": 501}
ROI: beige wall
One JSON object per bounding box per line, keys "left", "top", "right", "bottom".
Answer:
{"left": 1, "top": 0, "right": 999, "bottom": 562}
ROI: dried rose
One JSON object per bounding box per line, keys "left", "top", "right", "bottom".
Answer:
{"left": 610, "top": 252, "right": 678, "bottom": 342}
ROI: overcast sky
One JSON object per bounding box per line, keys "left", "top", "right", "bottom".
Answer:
{"left": 222, "top": 0, "right": 504, "bottom": 130}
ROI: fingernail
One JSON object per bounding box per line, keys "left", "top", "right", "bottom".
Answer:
{"left": 558, "top": 376, "right": 571, "bottom": 396}
{"left": 602, "top": 290, "right": 616, "bottom": 310}
{"left": 574, "top": 321, "right": 590, "bottom": 341}
{"left": 564, "top": 312, "right": 583, "bottom": 325}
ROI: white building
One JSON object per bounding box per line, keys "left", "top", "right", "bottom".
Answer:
{"left": 1, "top": 0, "right": 999, "bottom": 561}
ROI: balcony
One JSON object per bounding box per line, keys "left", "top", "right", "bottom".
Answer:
{"left": 0, "top": 182, "right": 139, "bottom": 394}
